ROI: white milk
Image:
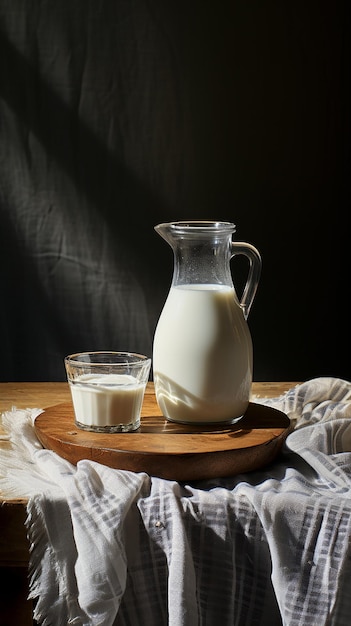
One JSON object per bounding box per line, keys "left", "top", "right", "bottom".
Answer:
{"left": 69, "top": 373, "right": 146, "bottom": 431}
{"left": 153, "top": 284, "right": 253, "bottom": 423}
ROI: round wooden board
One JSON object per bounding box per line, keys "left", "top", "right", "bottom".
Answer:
{"left": 34, "top": 395, "right": 292, "bottom": 481}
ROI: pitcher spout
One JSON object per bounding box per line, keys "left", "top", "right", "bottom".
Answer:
{"left": 155, "top": 221, "right": 236, "bottom": 245}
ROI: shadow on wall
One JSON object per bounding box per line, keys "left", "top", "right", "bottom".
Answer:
{"left": 0, "top": 28, "right": 172, "bottom": 381}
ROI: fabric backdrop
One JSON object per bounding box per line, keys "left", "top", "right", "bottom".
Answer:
{"left": 0, "top": 1, "right": 350, "bottom": 382}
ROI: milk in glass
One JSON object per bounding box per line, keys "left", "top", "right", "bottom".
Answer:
{"left": 69, "top": 373, "right": 146, "bottom": 432}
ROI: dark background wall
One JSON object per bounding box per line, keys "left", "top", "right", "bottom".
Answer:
{"left": 0, "top": 0, "right": 350, "bottom": 383}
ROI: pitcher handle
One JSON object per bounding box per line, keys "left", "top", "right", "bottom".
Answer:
{"left": 231, "top": 242, "right": 262, "bottom": 320}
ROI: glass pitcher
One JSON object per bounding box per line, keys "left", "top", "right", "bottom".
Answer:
{"left": 152, "top": 221, "right": 261, "bottom": 425}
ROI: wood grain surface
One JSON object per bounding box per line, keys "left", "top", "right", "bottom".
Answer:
{"left": 0, "top": 381, "right": 298, "bottom": 489}
{"left": 0, "top": 381, "right": 299, "bottom": 413}
{"left": 34, "top": 392, "right": 292, "bottom": 481}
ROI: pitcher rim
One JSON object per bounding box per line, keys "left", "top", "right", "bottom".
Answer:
{"left": 155, "top": 220, "right": 236, "bottom": 233}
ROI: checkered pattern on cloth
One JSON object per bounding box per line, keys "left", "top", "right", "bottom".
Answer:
{"left": 2, "top": 376, "right": 351, "bottom": 626}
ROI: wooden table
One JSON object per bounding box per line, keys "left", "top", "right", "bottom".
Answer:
{"left": 0, "top": 381, "right": 298, "bottom": 625}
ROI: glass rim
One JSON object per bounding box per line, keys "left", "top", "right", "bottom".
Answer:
{"left": 64, "top": 351, "right": 151, "bottom": 367}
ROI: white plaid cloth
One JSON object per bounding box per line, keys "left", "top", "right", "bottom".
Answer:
{"left": 1, "top": 377, "right": 351, "bottom": 626}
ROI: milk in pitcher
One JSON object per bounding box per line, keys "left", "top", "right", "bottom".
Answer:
{"left": 153, "top": 284, "right": 253, "bottom": 424}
